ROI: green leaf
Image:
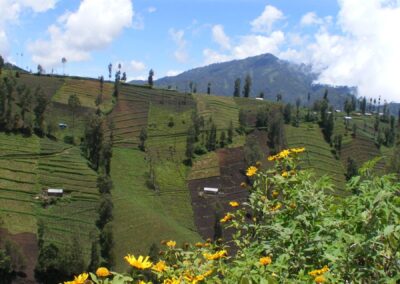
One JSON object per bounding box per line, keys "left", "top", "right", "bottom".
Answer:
{"left": 384, "top": 225, "right": 394, "bottom": 237}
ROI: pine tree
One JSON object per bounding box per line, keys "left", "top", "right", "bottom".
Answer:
{"left": 227, "top": 121, "right": 233, "bottom": 144}
{"left": 233, "top": 78, "right": 241, "bottom": 97}
{"left": 219, "top": 131, "right": 226, "bottom": 148}
{"left": 139, "top": 127, "right": 147, "bottom": 151}
{"left": 283, "top": 103, "right": 292, "bottom": 124}
{"left": 243, "top": 74, "right": 252, "bottom": 98}
{"left": 148, "top": 69, "right": 154, "bottom": 87}
{"left": 206, "top": 123, "right": 217, "bottom": 151}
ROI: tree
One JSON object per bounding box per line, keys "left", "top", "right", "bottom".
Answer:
{"left": 108, "top": 63, "right": 112, "bottom": 79}
{"left": 276, "top": 93, "right": 282, "bottom": 102}
{"left": 16, "top": 86, "right": 32, "bottom": 123}
{"left": 233, "top": 78, "right": 241, "bottom": 97}
{"left": 259, "top": 92, "right": 264, "bottom": 99}
{"left": 345, "top": 157, "right": 358, "bottom": 181}
{"left": 148, "top": 69, "right": 154, "bottom": 87}
{"left": 268, "top": 112, "right": 284, "bottom": 153}
{"left": 242, "top": 74, "right": 252, "bottom": 98}
{"left": 256, "top": 107, "right": 268, "bottom": 128}
{"left": 121, "top": 72, "right": 127, "bottom": 82}
{"left": 0, "top": 55, "right": 4, "bottom": 74}
{"left": 83, "top": 114, "right": 104, "bottom": 170}
{"left": 283, "top": 103, "right": 292, "bottom": 124}
{"left": 97, "top": 174, "right": 113, "bottom": 194}
{"left": 322, "top": 111, "right": 334, "bottom": 143}
{"left": 68, "top": 94, "right": 81, "bottom": 137}
{"left": 333, "top": 134, "right": 343, "bottom": 157}
{"left": 101, "top": 141, "right": 112, "bottom": 175}
{"left": 227, "top": 121, "right": 234, "bottom": 144}
{"left": 33, "top": 88, "right": 49, "bottom": 135}
{"left": 97, "top": 76, "right": 104, "bottom": 106}
{"left": 61, "top": 57, "right": 67, "bottom": 75}
{"left": 97, "top": 195, "right": 113, "bottom": 230}
{"left": 219, "top": 131, "right": 226, "bottom": 148}
{"left": 360, "top": 97, "right": 367, "bottom": 114}
{"left": 344, "top": 99, "right": 352, "bottom": 116}
{"left": 207, "top": 82, "right": 211, "bottom": 95}
{"left": 139, "top": 127, "right": 147, "bottom": 151}
{"left": 206, "top": 123, "right": 217, "bottom": 151}
{"left": 37, "top": 64, "right": 44, "bottom": 75}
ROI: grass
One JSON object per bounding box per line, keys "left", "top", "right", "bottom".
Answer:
{"left": 111, "top": 148, "right": 200, "bottom": 271}
{"left": 188, "top": 152, "right": 220, "bottom": 180}
{"left": 16, "top": 73, "right": 65, "bottom": 99}
{"left": 285, "top": 123, "right": 348, "bottom": 195}
{"left": 53, "top": 78, "right": 114, "bottom": 111}
{"left": 0, "top": 133, "right": 40, "bottom": 234}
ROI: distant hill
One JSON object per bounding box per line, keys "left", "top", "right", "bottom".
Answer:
{"left": 131, "top": 53, "right": 355, "bottom": 108}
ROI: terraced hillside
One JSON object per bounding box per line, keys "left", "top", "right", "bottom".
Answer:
{"left": 53, "top": 78, "right": 114, "bottom": 111}
{"left": 36, "top": 140, "right": 99, "bottom": 252}
{"left": 16, "top": 73, "right": 65, "bottom": 99}
{"left": 285, "top": 123, "right": 348, "bottom": 195}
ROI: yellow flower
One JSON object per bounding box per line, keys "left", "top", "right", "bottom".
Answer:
{"left": 72, "top": 273, "right": 88, "bottom": 284}
{"left": 96, "top": 267, "right": 110, "bottom": 277}
{"left": 291, "top": 147, "right": 305, "bottom": 154}
{"left": 203, "top": 250, "right": 227, "bottom": 260}
{"left": 259, "top": 256, "right": 272, "bottom": 266}
{"left": 240, "top": 182, "right": 247, "bottom": 188}
{"left": 195, "top": 242, "right": 204, "bottom": 248}
{"left": 166, "top": 240, "right": 176, "bottom": 248}
{"left": 314, "top": 275, "right": 326, "bottom": 283}
{"left": 163, "top": 277, "right": 181, "bottom": 284}
{"left": 272, "top": 191, "right": 279, "bottom": 198}
{"left": 281, "top": 171, "right": 289, "bottom": 177}
{"left": 267, "top": 155, "right": 276, "bottom": 161}
{"left": 229, "top": 201, "right": 239, "bottom": 207}
{"left": 289, "top": 202, "right": 296, "bottom": 209}
{"left": 220, "top": 213, "right": 233, "bottom": 223}
{"left": 309, "top": 265, "right": 330, "bottom": 276}
{"left": 270, "top": 203, "right": 282, "bottom": 212}
{"left": 124, "top": 254, "right": 153, "bottom": 270}
{"left": 246, "top": 166, "right": 258, "bottom": 177}
{"left": 152, "top": 260, "right": 167, "bottom": 272}
{"left": 255, "top": 161, "right": 262, "bottom": 167}
{"left": 64, "top": 282, "right": 75, "bottom": 284}
{"left": 260, "top": 195, "right": 267, "bottom": 201}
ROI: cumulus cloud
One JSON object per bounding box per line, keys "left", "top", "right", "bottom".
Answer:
{"left": 203, "top": 31, "right": 285, "bottom": 65}
{"left": 308, "top": 0, "right": 400, "bottom": 102}
{"left": 28, "top": 0, "right": 133, "bottom": 68}
{"left": 300, "top": 12, "right": 323, "bottom": 26}
{"left": 169, "top": 28, "right": 188, "bottom": 63}
{"left": 251, "top": 5, "right": 284, "bottom": 33}
{"left": 212, "top": 25, "right": 231, "bottom": 50}
{"left": 0, "top": 0, "right": 57, "bottom": 56}
{"left": 129, "top": 60, "right": 146, "bottom": 72}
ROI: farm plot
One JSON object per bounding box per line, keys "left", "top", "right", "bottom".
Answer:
{"left": 188, "top": 152, "right": 220, "bottom": 181}
{"left": 37, "top": 141, "right": 99, "bottom": 253}
{"left": 53, "top": 78, "right": 114, "bottom": 111}
{"left": 111, "top": 148, "right": 200, "bottom": 271}
{"left": 285, "top": 123, "right": 348, "bottom": 195}
{"left": 16, "top": 73, "right": 64, "bottom": 99}
{"left": 340, "top": 134, "right": 385, "bottom": 173}
{"left": 194, "top": 95, "right": 239, "bottom": 130}
{"left": 188, "top": 147, "right": 248, "bottom": 240}
{"left": 0, "top": 133, "right": 40, "bottom": 234}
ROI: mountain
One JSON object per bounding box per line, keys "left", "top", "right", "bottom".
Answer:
{"left": 132, "top": 53, "right": 355, "bottom": 108}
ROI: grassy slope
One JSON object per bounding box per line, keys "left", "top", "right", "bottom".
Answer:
{"left": 285, "top": 123, "right": 348, "bottom": 195}
{"left": 111, "top": 148, "right": 200, "bottom": 271}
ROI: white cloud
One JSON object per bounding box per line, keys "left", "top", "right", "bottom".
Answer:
{"left": 169, "top": 28, "right": 188, "bottom": 63}
{"left": 132, "top": 13, "right": 144, "bottom": 30}
{"left": 306, "top": 0, "right": 400, "bottom": 102}
{"left": 129, "top": 60, "right": 146, "bottom": 72}
{"left": 0, "top": 0, "right": 57, "bottom": 56}
{"left": 203, "top": 31, "right": 285, "bottom": 65}
{"left": 300, "top": 12, "right": 323, "bottom": 26}
{"left": 28, "top": 0, "right": 133, "bottom": 68}
{"left": 166, "top": 70, "right": 182, "bottom": 77}
{"left": 251, "top": 5, "right": 284, "bottom": 33}
{"left": 212, "top": 25, "right": 231, "bottom": 50}
{"left": 147, "top": 6, "right": 156, "bottom": 13}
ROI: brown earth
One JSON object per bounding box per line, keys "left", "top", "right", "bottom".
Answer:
{"left": 188, "top": 147, "right": 248, "bottom": 241}
{"left": 0, "top": 228, "right": 38, "bottom": 284}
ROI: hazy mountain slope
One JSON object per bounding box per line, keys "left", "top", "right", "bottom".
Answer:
{"left": 134, "top": 53, "right": 354, "bottom": 108}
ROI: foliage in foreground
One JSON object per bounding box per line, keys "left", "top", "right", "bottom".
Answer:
{"left": 63, "top": 149, "right": 400, "bottom": 283}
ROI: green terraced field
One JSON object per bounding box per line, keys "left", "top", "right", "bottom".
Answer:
{"left": 0, "top": 133, "right": 99, "bottom": 256}
{"left": 285, "top": 123, "right": 348, "bottom": 195}
{"left": 110, "top": 148, "right": 200, "bottom": 271}
{"left": 53, "top": 78, "right": 114, "bottom": 111}
{"left": 188, "top": 152, "right": 220, "bottom": 180}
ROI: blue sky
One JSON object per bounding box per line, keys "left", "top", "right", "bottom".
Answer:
{"left": 1, "top": 0, "right": 400, "bottom": 102}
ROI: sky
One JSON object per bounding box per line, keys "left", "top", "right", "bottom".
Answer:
{"left": 0, "top": 0, "right": 400, "bottom": 102}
